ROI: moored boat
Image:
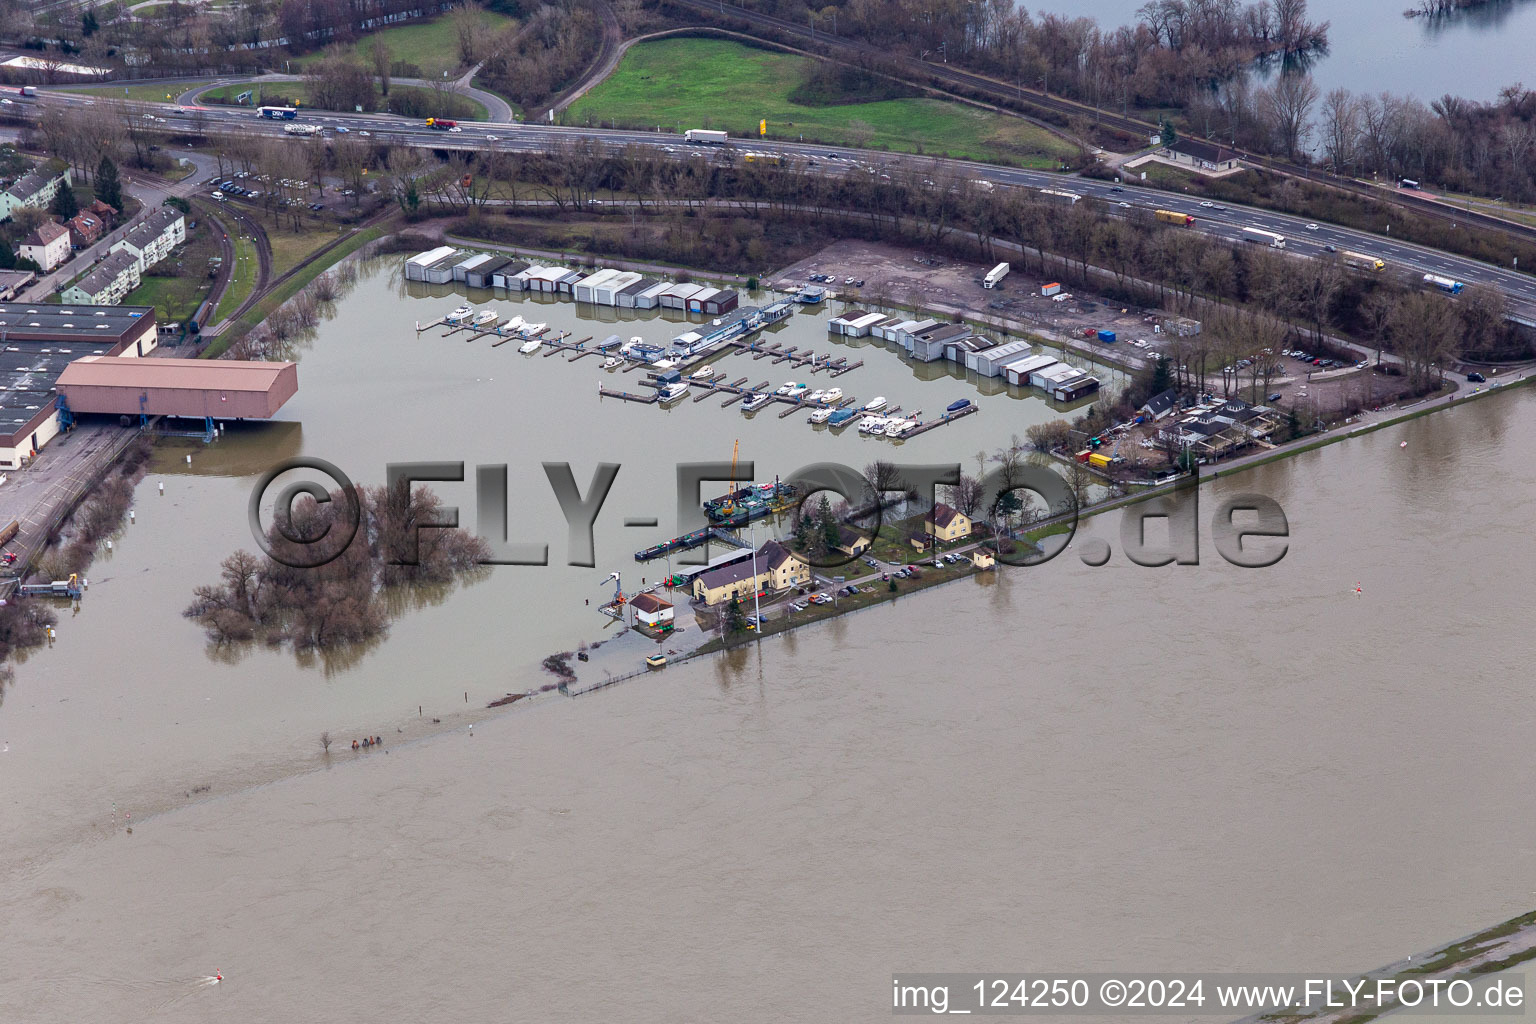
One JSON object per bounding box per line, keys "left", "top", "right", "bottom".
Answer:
{"left": 658, "top": 382, "right": 690, "bottom": 402}
{"left": 473, "top": 309, "right": 498, "bottom": 325}
{"left": 690, "top": 365, "right": 716, "bottom": 381}
{"left": 808, "top": 407, "right": 833, "bottom": 424}
{"left": 518, "top": 338, "right": 542, "bottom": 353}
{"left": 741, "top": 392, "right": 772, "bottom": 412}
{"left": 448, "top": 305, "right": 473, "bottom": 321}
{"left": 821, "top": 387, "right": 843, "bottom": 403}
{"left": 863, "top": 396, "right": 886, "bottom": 411}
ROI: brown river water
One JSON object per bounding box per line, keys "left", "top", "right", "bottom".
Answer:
{"left": 1, "top": 263, "right": 1533, "bottom": 1022}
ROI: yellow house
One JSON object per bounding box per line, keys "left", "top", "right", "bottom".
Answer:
{"left": 923, "top": 502, "right": 972, "bottom": 544}
{"left": 834, "top": 526, "right": 871, "bottom": 557}
{"left": 691, "top": 540, "right": 810, "bottom": 606}
{"left": 970, "top": 549, "right": 995, "bottom": 569}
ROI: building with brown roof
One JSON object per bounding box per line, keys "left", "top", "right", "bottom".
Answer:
{"left": 68, "top": 211, "right": 106, "bottom": 248}
{"left": 19, "top": 220, "right": 70, "bottom": 272}
{"left": 923, "top": 502, "right": 972, "bottom": 543}
{"left": 630, "top": 592, "right": 675, "bottom": 630}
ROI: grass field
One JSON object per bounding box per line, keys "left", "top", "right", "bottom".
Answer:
{"left": 292, "top": 10, "right": 515, "bottom": 71}
{"left": 64, "top": 81, "right": 215, "bottom": 102}
{"left": 213, "top": 233, "right": 258, "bottom": 324}
{"left": 567, "top": 38, "right": 1078, "bottom": 167}
{"left": 200, "top": 82, "right": 488, "bottom": 121}
{"left": 267, "top": 223, "right": 348, "bottom": 279}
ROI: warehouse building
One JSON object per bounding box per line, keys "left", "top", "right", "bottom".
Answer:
{"left": 452, "top": 252, "right": 496, "bottom": 284}
{"left": 0, "top": 304, "right": 158, "bottom": 467}
{"left": 829, "top": 311, "right": 886, "bottom": 337}
{"left": 57, "top": 356, "right": 298, "bottom": 420}
{"left": 403, "top": 246, "right": 463, "bottom": 284}
{"left": 967, "top": 339, "right": 1033, "bottom": 377}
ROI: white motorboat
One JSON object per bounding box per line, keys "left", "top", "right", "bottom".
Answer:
{"left": 806, "top": 389, "right": 826, "bottom": 403}
{"left": 448, "top": 305, "right": 473, "bottom": 321}
{"left": 884, "top": 419, "right": 914, "bottom": 437}
{"left": 520, "top": 322, "right": 547, "bottom": 336}
{"left": 658, "top": 382, "right": 690, "bottom": 402}
{"left": 822, "top": 387, "right": 843, "bottom": 403}
{"left": 518, "top": 338, "right": 542, "bottom": 353}
{"left": 502, "top": 315, "right": 524, "bottom": 333}
{"left": 473, "top": 309, "right": 498, "bottom": 325}
{"left": 784, "top": 383, "right": 809, "bottom": 399}
{"left": 690, "top": 365, "right": 716, "bottom": 381}
{"left": 741, "top": 392, "right": 772, "bottom": 412}
{"left": 775, "top": 381, "right": 799, "bottom": 396}
{"left": 808, "top": 407, "right": 834, "bottom": 424}
{"left": 602, "top": 356, "right": 623, "bottom": 369}
{"left": 863, "top": 396, "right": 886, "bottom": 411}
{"left": 856, "top": 416, "right": 882, "bottom": 433}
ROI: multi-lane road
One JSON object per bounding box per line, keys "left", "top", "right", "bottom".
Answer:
{"left": 30, "top": 89, "right": 1536, "bottom": 319}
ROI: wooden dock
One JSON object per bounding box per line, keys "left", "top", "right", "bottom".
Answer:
{"left": 599, "top": 387, "right": 659, "bottom": 404}
{"left": 830, "top": 360, "right": 863, "bottom": 377}
{"left": 900, "top": 403, "right": 978, "bottom": 437}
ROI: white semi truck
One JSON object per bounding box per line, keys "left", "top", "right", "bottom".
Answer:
{"left": 684, "top": 129, "right": 729, "bottom": 145}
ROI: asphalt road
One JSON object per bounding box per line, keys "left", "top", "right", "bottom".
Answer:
{"left": 26, "top": 91, "right": 1536, "bottom": 319}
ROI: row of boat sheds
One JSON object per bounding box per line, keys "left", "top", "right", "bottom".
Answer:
{"left": 828, "top": 310, "right": 1101, "bottom": 402}
{"left": 405, "top": 246, "right": 739, "bottom": 314}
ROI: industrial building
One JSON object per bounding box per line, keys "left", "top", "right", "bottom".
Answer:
{"left": 403, "top": 246, "right": 462, "bottom": 284}
{"left": 0, "top": 304, "right": 158, "bottom": 467}
{"left": 452, "top": 252, "right": 497, "bottom": 284}
{"left": 967, "top": 339, "right": 1033, "bottom": 377}
{"left": 904, "top": 322, "right": 971, "bottom": 363}
{"left": 828, "top": 310, "right": 886, "bottom": 337}
{"left": 57, "top": 357, "right": 298, "bottom": 420}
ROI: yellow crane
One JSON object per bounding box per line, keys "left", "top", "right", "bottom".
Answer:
{"left": 722, "top": 439, "right": 740, "bottom": 514}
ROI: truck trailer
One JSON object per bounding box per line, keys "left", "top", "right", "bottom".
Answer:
{"left": 1154, "top": 209, "right": 1195, "bottom": 226}
{"left": 982, "top": 262, "right": 1010, "bottom": 289}
{"left": 685, "top": 129, "right": 729, "bottom": 144}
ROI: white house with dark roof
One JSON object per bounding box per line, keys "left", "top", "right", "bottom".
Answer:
{"left": 0, "top": 166, "right": 71, "bottom": 221}
{"left": 110, "top": 206, "right": 186, "bottom": 273}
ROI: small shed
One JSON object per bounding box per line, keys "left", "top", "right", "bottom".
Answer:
{"left": 615, "top": 277, "right": 657, "bottom": 308}
{"left": 630, "top": 592, "right": 675, "bottom": 630}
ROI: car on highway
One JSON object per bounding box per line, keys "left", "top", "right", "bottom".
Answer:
{"left": 334, "top": 126, "right": 349, "bottom": 133}
{"left": 358, "top": 131, "right": 370, "bottom": 137}
{"left": 1199, "top": 201, "right": 1214, "bottom": 208}
{"left": 1117, "top": 201, "right": 1130, "bottom": 208}
{"left": 447, "top": 126, "right": 462, "bottom": 132}
{"left": 1305, "top": 223, "right": 1318, "bottom": 230}
{"left": 1110, "top": 185, "right": 1124, "bottom": 192}
{"left": 1323, "top": 244, "right": 1337, "bottom": 253}
{"left": 0, "top": 99, "right": 11, "bottom": 106}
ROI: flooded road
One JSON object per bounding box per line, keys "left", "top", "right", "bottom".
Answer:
{"left": 2, "top": 263, "right": 1534, "bottom": 1022}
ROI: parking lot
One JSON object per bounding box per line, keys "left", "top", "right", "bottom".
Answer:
{"left": 204, "top": 170, "right": 367, "bottom": 213}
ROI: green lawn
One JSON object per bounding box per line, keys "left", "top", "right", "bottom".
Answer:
{"left": 567, "top": 38, "right": 1079, "bottom": 167}
{"left": 63, "top": 81, "right": 215, "bottom": 102}
{"left": 200, "top": 81, "right": 488, "bottom": 121}
{"left": 213, "top": 232, "right": 257, "bottom": 323}
{"left": 292, "top": 9, "right": 515, "bottom": 71}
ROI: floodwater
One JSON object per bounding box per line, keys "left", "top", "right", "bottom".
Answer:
{"left": 1048, "top": 0, "right": 1536, "bottom": 101}
{"left": 2, "top": 261, "right": 1535, "bottom": 1022}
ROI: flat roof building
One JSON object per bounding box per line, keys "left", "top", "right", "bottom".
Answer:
{"left": 58, "top": 356, "right": 298, "bottom": 420}
{"left": 0, "top": 303, "right": 158, "bottom": 467}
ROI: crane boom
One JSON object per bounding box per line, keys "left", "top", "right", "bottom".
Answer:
{"left": 723, "top": 439, "right": 740, "bottom": 513}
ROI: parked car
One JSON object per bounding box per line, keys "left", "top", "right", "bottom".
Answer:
{"left": 210, "top": 191, "right": 225, "bottom": 200}
{"left": 1467, "top": 371, "right": 1487, "bottom": 382}
{"left": 1267, "top": 392, "right": 1283, "bottom": 402}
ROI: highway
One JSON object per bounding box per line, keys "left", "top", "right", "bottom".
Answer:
{"left": 30, "top": 90, "right": 1536, "bottom": 319}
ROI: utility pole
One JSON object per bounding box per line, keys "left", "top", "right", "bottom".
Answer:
{"left": 749, "top": 520, "right": 761, "bottom": 641}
